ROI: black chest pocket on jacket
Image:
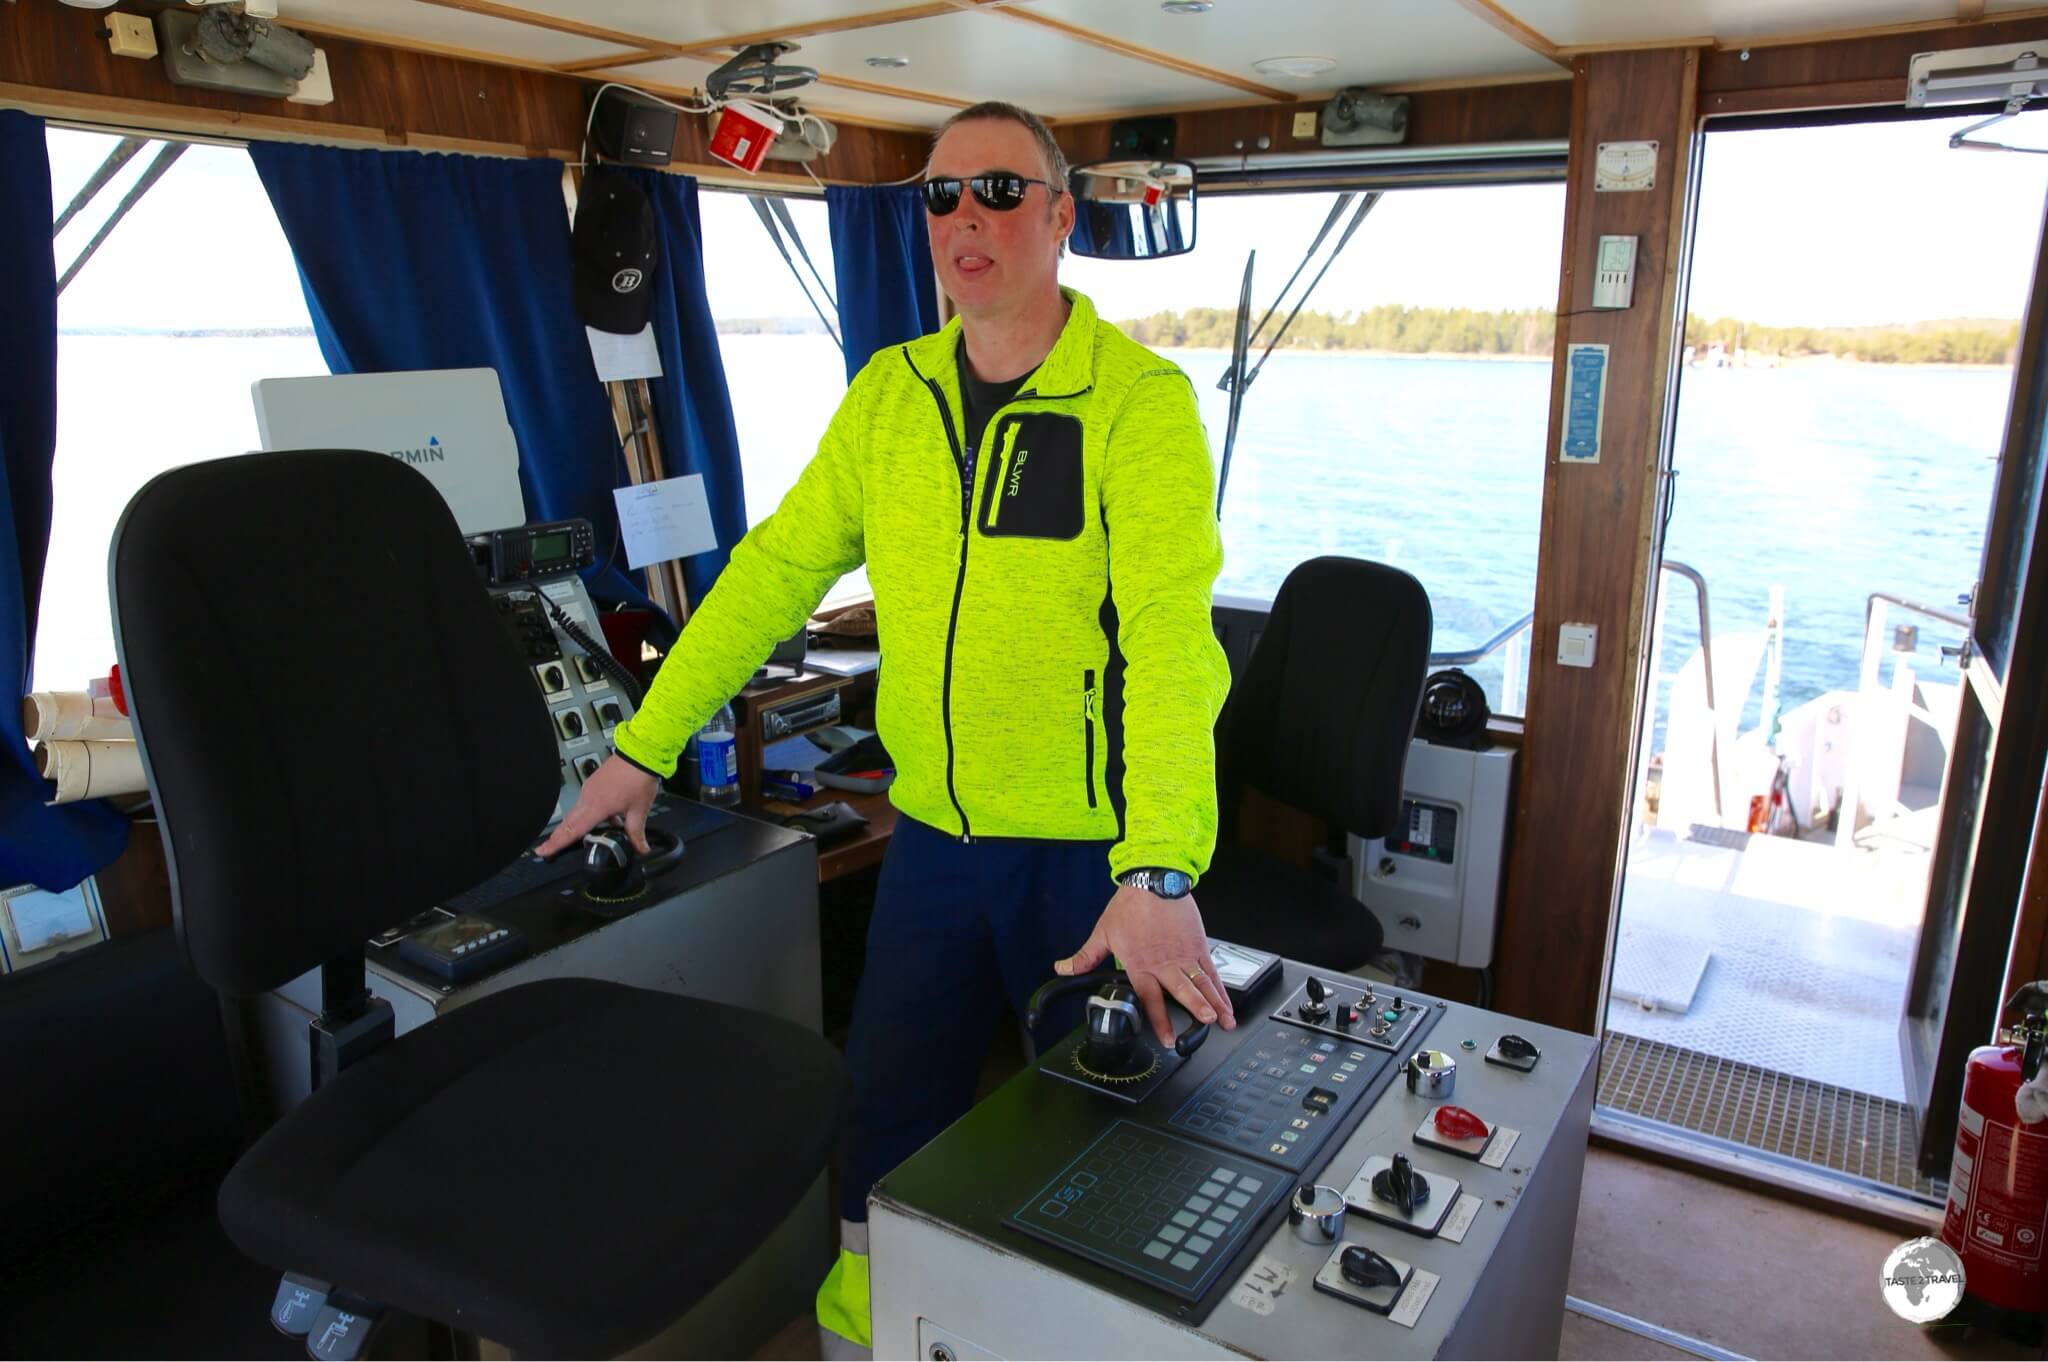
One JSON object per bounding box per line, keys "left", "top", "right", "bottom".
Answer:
{"left": 977, "top": 412, "right": 1085, "bottom": 541}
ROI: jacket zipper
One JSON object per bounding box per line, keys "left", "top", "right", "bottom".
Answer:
{"left": 1083, "top": 668, "right": 1098, "bottom": 809}
{"left": 899, "top": 341, "right": 1096, "bottom": 842}
{"left": 907, "top": 352, "right": 975, "bottom": 841}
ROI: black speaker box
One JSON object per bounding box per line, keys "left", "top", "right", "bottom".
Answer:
{"left": 588, "top": 86, "right": 678, "bottom": 167}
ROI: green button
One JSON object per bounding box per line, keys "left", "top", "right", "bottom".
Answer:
{"left": 1461, "top": 1039, "right": 1477, "bottom": 1051}
{"left": 1380, "top": 1009, "right": 1400, "bottom": 1025}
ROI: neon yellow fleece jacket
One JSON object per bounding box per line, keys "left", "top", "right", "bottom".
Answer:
{"left": 611, "top": 288, "right": 1231, "bottom": 882}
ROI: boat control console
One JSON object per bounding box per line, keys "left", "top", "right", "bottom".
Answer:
{"left": 869, "top": 949, "right": 1597, "bottom": 1359}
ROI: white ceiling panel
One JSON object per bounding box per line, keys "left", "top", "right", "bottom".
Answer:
{"left": 1499, "top": 0, "right": 1967, "bottom": 48}
{"left": 768, "top": 12, "right": 1253, "bottom": 117}
{"left": 1029, "top": 0, "right": 1564, "bottom": 88}
{"left": 543, "top": 0, "right": 921, "bottom": 50}
{"left": 625, "top": 54, "right": 963, "bottom": 128}
{"left": 277, "top": 0, "right": 631, "bottom": 65}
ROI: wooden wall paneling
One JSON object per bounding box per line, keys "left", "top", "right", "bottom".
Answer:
{"left": 1049, "top": 81, "right": 1573, "bottom": 168}
{"left": 0, "top": 2, "right": 928, "bottom": 182}
{"left": 93, "top": 821, "right": 173, "bottom": 939}
{"left": 0, "top": 4, "right": 588, "bottom": 153}
{"left": 2003, "top": 769, "right": 2048, "bottom": 1002}
{"left": 1700, "top": 13, "right": 2048, "bottom": 116}
{"left": 1492, "top": 48, "right": 1702, "bottom": 1035}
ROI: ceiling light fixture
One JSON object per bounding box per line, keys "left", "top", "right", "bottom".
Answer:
{"left": 1160, "top": 1, "right": 1213, "bottom": 13}
{"left": 1251, "top": 55, "right": 1337, "bottom": 80}
{"left": 865, "top": 55, "right": 911, "bottom": 68}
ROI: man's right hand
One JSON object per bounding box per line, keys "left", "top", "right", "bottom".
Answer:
{"left": 535, "top": 755, "right": 660, "bottom": 858}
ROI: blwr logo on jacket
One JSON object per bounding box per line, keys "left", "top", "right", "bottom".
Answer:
{"left": 979, "top": 412, "right": 1083, "bottom": 540}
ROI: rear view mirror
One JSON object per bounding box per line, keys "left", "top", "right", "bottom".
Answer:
{"left": 1067, "top": 159, "right": 1196, "bottom": 260}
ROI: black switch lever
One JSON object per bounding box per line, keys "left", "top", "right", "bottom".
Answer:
{"left": 1372, "top": 1153, "right": 1429, "bottom": 1219}
{"left": 1499, "top": 1033, "right": 1540, "bottom": 1060}
{"left": 1341, "top": 1244, "right": 1403, "bottom": 1290}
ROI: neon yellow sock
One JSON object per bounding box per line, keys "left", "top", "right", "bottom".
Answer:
{"left": 815, "top": 1246, "right": 871, "bottom": 1349}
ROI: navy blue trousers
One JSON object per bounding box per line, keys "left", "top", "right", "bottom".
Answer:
{"left": 840, "top": 815, "right": 1115, "bottom": 1223}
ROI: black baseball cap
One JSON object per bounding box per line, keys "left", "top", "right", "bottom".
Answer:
{"left": 572, "top": 168, "right": 658, "bottom": 334}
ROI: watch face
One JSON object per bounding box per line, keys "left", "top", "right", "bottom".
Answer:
{"left": 1162, "top": 870, "right": 1192, "bottom": 897}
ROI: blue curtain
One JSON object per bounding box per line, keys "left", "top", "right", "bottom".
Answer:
{"left": 0, "top": 111, "right": 128, "bottom": 890}
{"left": 623, "top": 169, "right": 746, "bottom": 602}
{"left": 248, "top": 142, "right": 650, "bottom": 610}
{"left": 826, "top": 185, "right": 939, "bottom": 381}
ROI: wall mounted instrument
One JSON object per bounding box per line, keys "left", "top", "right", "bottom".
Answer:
{"left": 472, "top": 519, "right": 640, "bottom": 822}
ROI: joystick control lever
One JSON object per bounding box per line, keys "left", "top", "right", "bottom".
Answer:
{"left": 1298, "top": 975, "right": 1332, "bottom": 1024}
{"left": 1026, "top": 970, "right": 1211, "bottom": 1073}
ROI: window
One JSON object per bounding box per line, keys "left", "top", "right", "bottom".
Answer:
{"left": 34, "top": 128, "right": 328, "bottom": 693}
{"left": 695, "top": 189, "right": 867, "bottom": 603}
{"left": 1061, "top": 184, "right": 1566, "bottom": 716}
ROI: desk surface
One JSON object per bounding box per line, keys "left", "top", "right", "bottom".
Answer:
{"left": 763, "top": 786, "right": 897, "bottom": 882}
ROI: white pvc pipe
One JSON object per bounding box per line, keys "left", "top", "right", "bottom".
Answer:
{"left": 34, "top": 739, "right": 147, "bottom": 803}
{"left": 23, "top": 690, "right": 131, "bottom": 742}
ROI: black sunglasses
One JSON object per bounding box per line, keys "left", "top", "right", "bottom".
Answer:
{"left": 922, "top": 172, "right": 1060, "bottom": 216}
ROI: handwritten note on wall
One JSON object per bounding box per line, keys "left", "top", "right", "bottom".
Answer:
{"left": 614, "top": 474, "right": 718, "bottom": 569}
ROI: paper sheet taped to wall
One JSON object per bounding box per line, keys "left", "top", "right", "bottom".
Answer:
{"left": 614, "top": 474, "right": 718, "bottom": 569}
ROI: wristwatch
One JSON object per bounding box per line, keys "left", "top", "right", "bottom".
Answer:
{"left": 1119, "top": 867, "right": 1194, "bottom": 899}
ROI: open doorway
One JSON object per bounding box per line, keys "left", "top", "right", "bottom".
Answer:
{"left": 1601, "top": 111, "right": 2048, "bottom": 1203}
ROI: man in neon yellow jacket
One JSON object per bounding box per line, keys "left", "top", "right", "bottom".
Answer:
{"left": 539, "top": 100, "right": 1235, "bottom": 1356}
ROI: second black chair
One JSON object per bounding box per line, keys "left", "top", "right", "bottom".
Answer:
{"left": 1196, "top": 556, "right": 1433, "bottom": 973}
{"left": 110, "top": 450, "right": 847, "bottom": 1356}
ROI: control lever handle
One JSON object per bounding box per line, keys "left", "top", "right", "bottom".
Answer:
{"left": 1026, "top": 971, "right": 1211, "bottom": 1057}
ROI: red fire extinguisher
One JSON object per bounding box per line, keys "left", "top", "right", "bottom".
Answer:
{"left": 1941, "top": 983, "right": 2048, "bottom": 1312}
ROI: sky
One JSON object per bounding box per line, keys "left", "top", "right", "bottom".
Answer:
{"left": 41, "top": 106, "right": 2048, "bottom": 334}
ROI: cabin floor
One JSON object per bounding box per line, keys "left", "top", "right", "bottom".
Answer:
{"left": 750, "top": 1145, "right": 2021, "bottom": 1361}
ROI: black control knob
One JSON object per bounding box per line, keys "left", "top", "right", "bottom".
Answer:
{"left": 1498, "top": 1033, "right": 1541, "bottom": 1061}
{"left": 1372, "top": 1154, "right": 1428, "bottom": 1219}
{"left": 541, "top": 665, "right": 565, "bottom": 691}
{"left": 599, "top": 702, "right": 622, "bottom": 725}
{"left": 1305, "top": 976, "right": 1328, "bottom": 1005}
{"left": 560, "top": 711, "right": 583, "bottom": 738}
{"left": 1341, "top": 1245, "right": 1402, "bottom": 1291}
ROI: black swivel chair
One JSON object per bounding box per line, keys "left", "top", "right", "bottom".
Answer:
{"left": 108, "top": 450, "right": 847, "bottom": 1356}
{"left": 1195, "top": 557, "right": 1433, "bottom": 973}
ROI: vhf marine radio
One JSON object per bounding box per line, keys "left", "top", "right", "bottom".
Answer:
{"left": 467, "top": 518, "right": 638, "bottom": 821}
{"left": 473, "top": 518, "right": 596, "bottom": 587}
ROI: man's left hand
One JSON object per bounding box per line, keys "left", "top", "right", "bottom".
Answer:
{"left": 1056, "top": 884, "right": 1237, "bottom": 1048}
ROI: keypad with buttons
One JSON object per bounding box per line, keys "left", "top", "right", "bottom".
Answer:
{"left": 1166, "top": 1024, "right": 1392, "bottom": 1170}
{"left": 1007, "top": 1122, "right": 1291, "bottom": 1303}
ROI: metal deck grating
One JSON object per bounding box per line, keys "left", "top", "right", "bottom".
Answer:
{"left": 1599, "top": 1032, "right": 1942, "bottom": 1201}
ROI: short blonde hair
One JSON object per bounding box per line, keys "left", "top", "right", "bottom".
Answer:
{"left": 930, "top": 101, "right": 1069, "bottom": 193}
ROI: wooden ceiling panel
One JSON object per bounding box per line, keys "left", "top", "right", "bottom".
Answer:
{"left": 1498, "top": 0, "right": 1968, "bottom": 49}
{"left": 1027, "top": 0, "right": 1565, "bottom": 88}
{"left": 279, "top": 0, "right": 644, "bottom": 64}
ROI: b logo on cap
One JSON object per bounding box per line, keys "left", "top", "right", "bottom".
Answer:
{"left": 612, "top": 268, "right": 644, "bottom": 294}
